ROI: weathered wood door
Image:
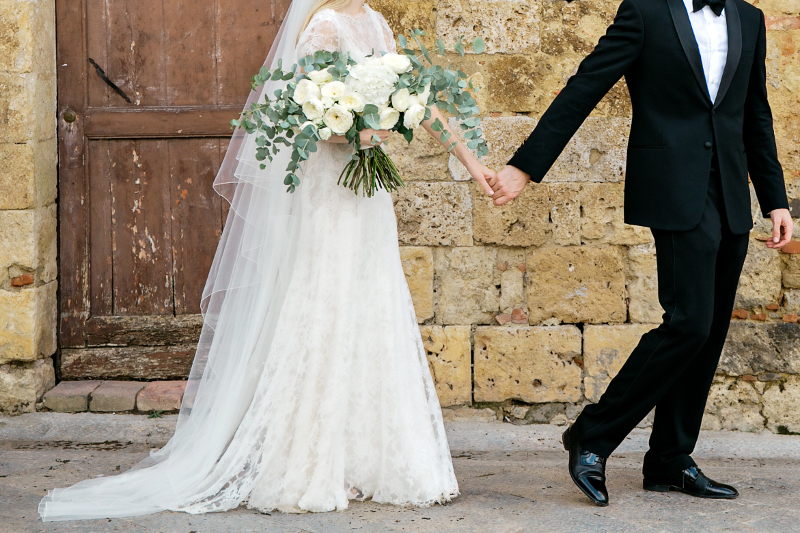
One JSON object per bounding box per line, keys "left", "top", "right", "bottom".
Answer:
{"left": 56, "top": 0, "right": 292, "bottom": 380}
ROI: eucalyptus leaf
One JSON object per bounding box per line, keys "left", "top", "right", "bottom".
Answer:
{"left": 472, "top": 37, "right": 486, "bottom": 54}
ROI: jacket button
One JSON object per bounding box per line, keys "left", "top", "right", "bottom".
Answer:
{"left": 704, "top": 141, "right": 713, "bottom": 149}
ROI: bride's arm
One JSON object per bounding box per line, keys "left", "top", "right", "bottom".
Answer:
{"left": 421, "top": 106, "right": 495, "bottom": 196}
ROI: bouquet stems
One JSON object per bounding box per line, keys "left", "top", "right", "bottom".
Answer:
{"left": 338, "top": 146, "right": 405, "bottom": 198}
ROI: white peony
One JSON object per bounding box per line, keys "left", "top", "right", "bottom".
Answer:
{"left": 320, "top": 81, "right": 347, "bottom": 101}
{"left": 294, "top": 79, "right": 321, "bottom": 104}
{"left": 323, "top": 104, "right": 354, "bottom": 135}
{"left": 381, "top": 53, "right": 412, "bottom": 74}
{"left": 307, "top": 68, "right": 333, "bottom": 85}
{"left": 302, "top": 98, "right": 325, "bottom": 121}
{"left": 339, "top": 91, "right": 366, "bottom": 113}
{"left": 318, "top": 127, "right": 333, "bottom": 140}
{"left": 403, "top": 103, "right": 427, "bottom": 130}
{"left": 417, "top": 84, "right": 432, "bottom": 105}
{"left": 379, "top": 107, "right": 400, "bottom": 130}
{"left": 321, "top": 96, "right": 335, "bottom": 108}
{"left": 391, "top": 88, "right": 411, "bottom": 112}
{"left": 345, "top": 62, "right": 399, "bottom": 106}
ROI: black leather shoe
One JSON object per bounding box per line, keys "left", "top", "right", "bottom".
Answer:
{"left": 643, "top": 467, "right": 739, "bottom": 499}
{"left": 562, "top": 426, "right": 609, "bottom": 506}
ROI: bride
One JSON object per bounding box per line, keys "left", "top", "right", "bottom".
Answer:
{"left": 39, "top": 0, "right": 496, "bottom": 521}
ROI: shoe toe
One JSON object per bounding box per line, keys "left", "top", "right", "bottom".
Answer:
{"left": 580, "top": 476, "right": 609, "bottom": 506}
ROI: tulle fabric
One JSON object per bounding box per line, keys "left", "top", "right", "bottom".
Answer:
{"left": 39, "top": 2, "right": 457, "bottom": 521}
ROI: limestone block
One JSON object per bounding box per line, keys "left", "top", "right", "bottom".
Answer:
{"left": 486, "top": 55, "right": 545, "bottom": 113}
{"left": 382, "top": 130, "right": 449, "bottom": 182}
{"left": 774, "top": 115, "right": 799, "bottom": 179}
{"left": 762, "top": 376, "right": 800, "bottom": 434}
{"left": 526, "top": 246, "right": 627, "bottom": 324}
{"left": 735, "top": 240, "right": 783, "bottom": 310}
{"left": 756, "top": 0, "right": 800, "bottom": 16}
{"left": 449, "top": 116, "right": 537, "bottom": 182}
{"left": 540, "top": 0, "right": 621, "bottom": 56}
{"left": 0, "top": 281, "right": 57, "bottom": 364}
{"left": 369, "top": 0, "right": 436, "bottom": 48}
{"left": 473, "top": 325, "right": 582, "bottom": 403}
{"left": 0, "top": 358, "right": 55, "bottom": 413}
{"left": 400, "top": 246, "right": 434, "bottom": 322}
{"left": 436, "top": 0, "right": 540, "bottom": 54}
{"left": 471, "top": 181, "right": 550, "bottom": 247}
{"left": 766, "top": 31, "right": 800, "bottom": 113}
{"left": 701, "top": 377, "right": 765, "bottom": 432}
{"left": 434, "top": 247, "right": 500, "bottom": 324}
{"left": 0, "top": 205, "right": 57, "bottom": 285}
{"left": 42, "top": 380, "right": 103, "bottom": 413}
{"left": 626, "top": 243, "right": 664, "bottom": 324}
{"left": 420, "top": 325, "right": 472, "bottom": 406}
{"left": 498, "top": 248, "right": 526, "bottom": 313}
{"left": 0, "top": 73, "right": 31, "bottom": 143}
{"left": 785, "top": 290, "right": 800, "bottom": 314}
{"left": 393, "top": 182, "right": 473, "bottom": 246}
{"left": 583, "top": 324, "right": 659, "bottom": 403}
{"left": 750, "top": 184, "right": 775, "bottom": 235}
{"left": 580, "top": 183, "right": 653, "bottom": 245}
{"left": 549, "top": 183, "right": 581, "bottom": 245}
{"left": 720, "top": 321, "right": 800, "bottom": 376}
{"left": 784, "top": 253, "right": 800, "bottom": 289}
{"left": 136, "top": 381, "right": 187, "bottom": 412}
{"left": 89, "top": 381, "right": 148, "bottom": 412}
{"left": 545, "top": 118, "right": 630, "bottom": 183}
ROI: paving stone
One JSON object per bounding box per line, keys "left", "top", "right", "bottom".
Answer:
{"left": 42, "top": 380, "right": 102, "bottom": 413}
{"left": 89, "top": 381, "right": 147, "bottom": 413}
{"left": 136, "top": 381, "right": 187, "bottom": 412}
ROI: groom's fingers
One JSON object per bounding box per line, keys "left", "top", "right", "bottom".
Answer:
{"left": 476, "top": 175, "right": 495, "bottom": 197}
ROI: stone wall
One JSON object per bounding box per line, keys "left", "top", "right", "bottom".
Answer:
{"left": 372, "top": 0, "right": 800, "bottom": 434}
{"left": 0, "top": 0, "right": 57, "bottom": 413}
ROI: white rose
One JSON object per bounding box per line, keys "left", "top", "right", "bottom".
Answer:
{"left": 406, "top": 94, "right": 420, "bottom": 108}
{"left": 323, "top": 103, "right": 354, "bottom": 135}
{"left": 381, "top": 53, "right": 412, "bottom": 74}
{"left": 345, "top": 63, "right": 399, "bottom": 106}
{"left": 379, "top": 107, "right": 400, "bottom": 130}
{"left": 307, "top": 68, "right": 333, "bottom": 85}
{"left": 318, "top": 127, "right": 333, "bottom": 141}
{"left": 321, "top": 96, "right": 335, "bottom": 109}
{"left": 302, "top": 98, "right": 325, "bottom": 121}
{"left": 321, "top": 81, "right": 347, "bottom": 101}
{"left": 294, "top": 79, "right": 321, "bottom": 104}
{"left": 417, "top": 84, "right": 432, "bottom": 105}
{"left": 403, "top": 103, "right": 427, "bottom": 130}
{"left": 391, "top": 88, "right": 411, "bottom": 112}
{"left": 339, "top": 91, "right": 366, "bottom": 113}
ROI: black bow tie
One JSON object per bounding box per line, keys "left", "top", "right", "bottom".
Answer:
{"left": 693, "top": 0, "right": 726, "bottom": 16}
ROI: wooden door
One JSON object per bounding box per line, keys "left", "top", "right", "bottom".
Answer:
{"left": 56, "top": 0, "right": 292, "bottom": 380}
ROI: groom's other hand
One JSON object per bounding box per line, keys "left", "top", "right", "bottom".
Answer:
{"left": 490, "top": 165, "right": 531, "bottom": 206}
{"left": 766, "top": 208, "right": 794, "bottom": 249}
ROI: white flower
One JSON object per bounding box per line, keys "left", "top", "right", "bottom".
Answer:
{"left": 307, "top": 68, "right": 333, "bottom": 85}
{"left": 406, "top": 94, "right": 421, "bottom": 108}
{"left": 323, "top": 103, "right": 354, "bottom": 135}
{"left": 379, "top": 107, "right": 400, "bottom": 130}
{"left": 345, "top": 62, "right": 399, "bottom": 106}
{"left": 391, "top": 88, "right": 411, "bottom": 112}
{"left": 339, "top": 91, "right": 366, "bottom": 113}
{"left": 300, "top": 121, "right": 316, "bottom": 132}
{"left": 294, "top": 79, "right": 321, "bottom": 104}
{"left": 381, "top": 53, "right": 412, "bottom": 74}
{"left": 321, "top": 96, "right": 335, "bottom": 108}
{"left": 318, "top": 127, "right": 333, "bottom": 140}
{"left": 417, "top": 84, "right": 432, "bottom": 105}
{"left": 403, "top": 103, "right": 427, "bottom": 130}
{"left": 321, "top": 81, "right": 347, "bottom": 101}
{"left": 302, "top": 98, "right": 325, "bottom": 121}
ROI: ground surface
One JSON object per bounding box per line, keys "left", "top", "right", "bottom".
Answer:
{"left": 1, "top": 411, "right": 799, "bottom": 533}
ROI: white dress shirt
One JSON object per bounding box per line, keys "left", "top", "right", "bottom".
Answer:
{"left": 683, "top": 0, "right": 729, "bottom": 102}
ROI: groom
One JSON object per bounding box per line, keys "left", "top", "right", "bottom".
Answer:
{"left": 489, "top": 0, "right": 794, "bottom": 506}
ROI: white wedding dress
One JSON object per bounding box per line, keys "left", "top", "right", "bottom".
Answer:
{"left": 39, "top": 3, "right": 457, "bottom": 521}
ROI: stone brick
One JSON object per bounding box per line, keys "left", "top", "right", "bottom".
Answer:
{"left": 471, "top": 181, "right": 550, "bottom": 247}
{"left": 702, "top": 377, "right": 765, "bottom": 432}
{"left": 626, "top": 243, "right": 664, "bottom": 324}
{"left": 784, "top": 253, "right": 800, "bottom": 288}
{"left": 549, "top": 183, "right": 582, "bottom": 245}
{"left": 136, "top": 381, "right": 187, "bottom": 412}
{"left": 762, "top": 376, "right": 800, "bottom": 434}
{"left": 544, "top": 118, "right": 630, "bottom": 183}
{"left": 720, "top": 322, "right": 800, "bottom": 376}
{"left": 42, "top": 380, "right": 102, "bottom": 413}
{"left": 0, "top": 73, "right": 32, "bottom": 143}
{"left": 785, "top": 290, "right": 800, "bottom": 314}
{"left": 583, "top": 324, "right": 659, "bottom": 403}
{"left": 370, "top": 0, "right": 436, "bottom": 48}
{"left": 0, "top": 281, "right": 57, "bottom": 364}
{"left": 0, "top": 204, "right": 56, "bottom": 285}
{"left": 474, "top": 325, "right": 582, "bottom": 403}
{"left": 0, "top": 358, "right": 55, "bottom": 413}
{"left": 735, "top": 240, "right": 783, "bottom": 310}
{"left": 393, "top": 182, "right": 473, "bottom": 246}
{"left": 400, "top": 246, "right": 434, "bottom": 322}
{"left": 436, "top": 0, "right": 540, "bottom": 54}
{"left": 449, "top": 116, "right": 537, "bottom": 182}
{"left": 0, "top": 139, "right": 58, "bottom": 210}
{"left": 434, "top": 247, "right": 500, "bottom": 324}
{"left": 89, "top": 381, "right": 148, "bottom": 412}
{"left": 382, "top": 130, "right": 449, "bottom": 182}
{"left": 498, "top": 248, "right": 526, "bottom": 313}
{"left": 526, "top": 246, "right": 627, "bottom": 324}
{"left": 420, "top": 325, "right": 471, "bottom": 406}
{"left": 580, "top": 183, "right": 653, "bottom": 245}
{"left": 540, "top": 0, "right": 621, "bottom": 56}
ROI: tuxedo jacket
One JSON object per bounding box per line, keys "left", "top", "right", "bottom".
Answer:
{"left": 507, "top": 0, "right": 789, "bottom": 234}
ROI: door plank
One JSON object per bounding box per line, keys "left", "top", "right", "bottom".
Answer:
{"left": 86, "top": 314, "right": 203, "bottom": 346}
{"left": 84, "top": 106, "right": 241, "bottom": 138}
{"left": 164, "top": 0, "right": 217, "bottom": 106}
{"left": 61, "top": 345, "right": 196, "bottom": 380}
{"left": 88, "top": 140, "right": 114, "bottom": 316}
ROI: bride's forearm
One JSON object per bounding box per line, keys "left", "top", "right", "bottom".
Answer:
{"left": 421, "top": 107, "right": 479, "bottom": 171}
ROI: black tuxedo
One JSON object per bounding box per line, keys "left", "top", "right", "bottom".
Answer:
{"left": 508, "top": 0, "right": 790, "bottom": 481}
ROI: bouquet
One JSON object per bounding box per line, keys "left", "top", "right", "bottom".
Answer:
{"left": 232, "top": 30, "right": 489, "bottom": 197}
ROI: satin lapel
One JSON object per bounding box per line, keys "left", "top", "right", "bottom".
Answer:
{"left": 667, "top": 0, "right": 712, "bottom": 104}
{"left": 714, "top": 0, "right": 742, "bottom": 108}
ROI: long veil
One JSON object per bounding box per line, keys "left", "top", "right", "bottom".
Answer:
{"left": 39, "top": 0, "right": 316, "bottom": 521}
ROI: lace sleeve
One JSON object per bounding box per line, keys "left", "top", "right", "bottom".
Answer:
{"left": 377, "top": 13, "right": 397, "bottom": 53}
{"left": 297, "top": 12, "right": 340, "bottom": 57}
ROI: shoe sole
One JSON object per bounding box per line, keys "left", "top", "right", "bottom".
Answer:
{"left": 563, "top": 430, "right": 609, "bottom": 507}
{"left": 643, "top": 480, "right": 739, "bottom": 499}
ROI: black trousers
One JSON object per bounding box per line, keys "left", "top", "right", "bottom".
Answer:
{"left": 571, "top": 170, "right": 750, "bottom": 481}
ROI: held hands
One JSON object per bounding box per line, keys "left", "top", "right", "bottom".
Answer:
{"left": 466, "top": 162, "right": 497, "bottom": 197}
{"left": 767, "top": 209, "right": 794, "bottom": 249}
{"left": 487, "top": 165, "right": 531, "bottom": 206}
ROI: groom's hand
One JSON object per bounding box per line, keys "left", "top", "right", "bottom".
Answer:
{"left": 490, "top": 165, "right": 531, "bottom": 206}
{"left": 767, "top": 208, "right": 794, "bottom": 249}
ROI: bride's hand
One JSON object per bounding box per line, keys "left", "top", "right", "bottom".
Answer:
{"left": 359, "top": 129, "right": 391, "bottom": 147}
{"left": 466, "top": 161, "right": 497, "bottom": 197}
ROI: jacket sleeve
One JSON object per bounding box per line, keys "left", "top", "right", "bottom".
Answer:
{"left": 507, "top": 0, "right": 644, "bottom": 182}
{"left": 743, "top": 11, "right": 789, "bottom": 217}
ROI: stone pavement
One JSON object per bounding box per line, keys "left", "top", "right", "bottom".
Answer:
{"left": 2, "top": 410, "right": 799, "bottom": 533}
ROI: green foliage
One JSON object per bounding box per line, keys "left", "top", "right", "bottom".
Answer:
{"left": 148, "top": 410, "right": 164, "bottom": 419}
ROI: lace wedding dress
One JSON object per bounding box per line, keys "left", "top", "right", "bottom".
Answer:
{"left": 39, "top": 3, "right": 458, "bottom": 521}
